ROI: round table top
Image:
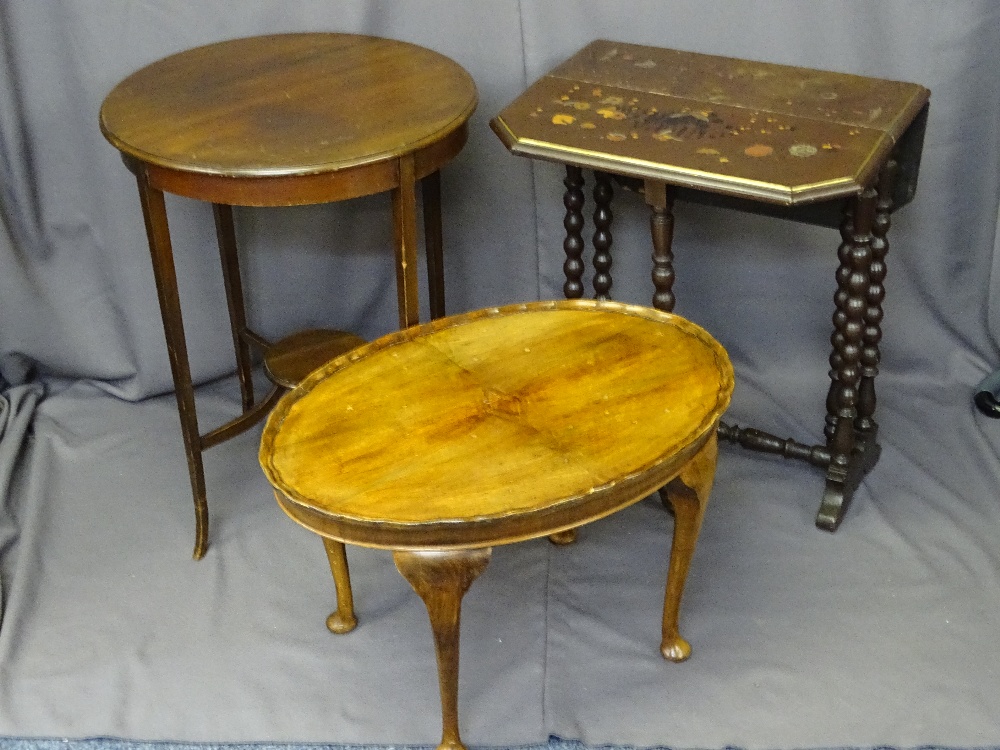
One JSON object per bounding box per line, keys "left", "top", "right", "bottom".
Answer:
{"left": 99, "top": 33, "right": 478, "bottom": 178}
{"left": 260, "top": 300, "right": 733, "bottom": 549}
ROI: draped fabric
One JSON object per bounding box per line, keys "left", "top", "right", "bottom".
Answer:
{"left": 1, "top": 1, "right": 999, "bottom": 747}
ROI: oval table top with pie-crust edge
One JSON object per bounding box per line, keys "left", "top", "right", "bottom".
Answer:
{"left": 260, "top": 300, "right": 734, "bottom": 550}
{"left": 99, "top": 33, "right": 478, "bottom": 205}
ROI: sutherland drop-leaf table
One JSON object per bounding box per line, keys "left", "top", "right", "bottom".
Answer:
{"left": 492, "top": 40, "right": 930, "bottom": 530}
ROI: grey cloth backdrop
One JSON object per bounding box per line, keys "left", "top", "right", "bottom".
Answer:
{"left": 1, "top": 1, "right": 1000, "bottom": 748}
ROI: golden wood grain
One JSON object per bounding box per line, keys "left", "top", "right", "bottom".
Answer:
{"left": 261, "top": 300, "right": 733, "bottom": 549}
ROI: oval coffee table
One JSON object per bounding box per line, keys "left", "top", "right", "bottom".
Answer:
{"left": 100, "top": 33, "right": 477, "bottom": 558}
{"left": 260, "top": 299, "right": 733, "bottom": 750}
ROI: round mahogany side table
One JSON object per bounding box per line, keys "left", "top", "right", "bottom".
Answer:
{"left": 260, "top": 299, "right": 734, "bottom": 750}
{"left": 99, "top": 33, "right": 477, "bottom": 558}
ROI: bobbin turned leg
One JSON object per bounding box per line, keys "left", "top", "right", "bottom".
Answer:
{"left": 817, "top": 186, "right": 878, "bottom": 531}
{"left": 394, "top": 548, "right": 491, "bottom": 750}
{"left": 136, "top": 170, "right": 209, "bottom": 560}
{"left": 645, "top": 180, "right": 676, "bottom": 313}
{"left": 855, "top": 159, "right": 898, "bottom": 449}
{"left": 592, "top": 170, "right": 614, "bottom": 299}
{"left": 323, "top": 538, "right": 357, "bottom": 634}
{"left": 658, "top": 431, "right": 717, "bottom": 662}
{"left": 562, "top": 165, "right": 586, "bottom": 299}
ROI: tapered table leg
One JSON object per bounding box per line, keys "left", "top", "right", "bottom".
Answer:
{"left": 136, "top": 170, "right": 209, "bottom": 559}
{"left": 213, "top": 203, "right": 255, "bottom": 412}
{"left": 422, "top": 171, "right": 446, "bottom": 321}
{"left": 645, "top": 179, "right": 676, "bottom": 313}
{"left": 392, "top": 153, "right": 421, "bottom": 329}
{"left": 394, "top": 548, "right": 491, "bottom": 750}
{"left": 323, "top": 538, "right": 357, "bottom": 634}
{"left": 658, "top": 431, "right": 717, "bottom": 662}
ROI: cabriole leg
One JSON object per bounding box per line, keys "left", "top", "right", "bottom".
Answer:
{"left": 323, "top": 538, "right": 357, "bottom": 634}
{"left": 658, "top": 432, "right": 717, "bottom": 662}
{"left": 394, "top": 548, "right": 491, "bottom": 750}
{"left": 645, "top": 180, "right": 676, "bottom": 312}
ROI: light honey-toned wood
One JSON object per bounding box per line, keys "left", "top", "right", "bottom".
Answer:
{"left": 491, "top": 40, "right": 929, "bottom": 205}
{"left": 261, "top": 300, "right": 733, "bottom": 550}
{"left": 659, "top": 431, "right": 717, "bottom": 662}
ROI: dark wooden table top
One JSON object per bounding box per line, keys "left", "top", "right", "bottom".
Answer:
{"left": 492, "top": 40, "right": 929, "bottom": 204}
{"left": 260, "top": 300, "right": 733, "bottom": 550}
{"left": 100, "top": 33, "right": 477, "bottom": 179}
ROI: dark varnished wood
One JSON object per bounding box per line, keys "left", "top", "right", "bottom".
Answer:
{"left": 212, "top": 203, "right": 254, "bottom": 412}
{"left": 423, "top": 171, "right": 447, "bottom": 320}
{"left": 200, "top": 386, "right": 284, "bottom": 451}
{"left": 563, "top": 166, "right": 586, "bottom": 299}
{"left": 492, "top": 40, "right": 928, "bottom": 205}
{"left": 818, "top": 187, "right": 877, "bottom": 531}
{"left": 645, "top": 180, "right": 677, "bottom": 313}
{"left": 856, "top": 159, "right": 897, "bottom": 436}
{"left": 716, "top": 423, "right": 830, "bottom": 468}
{"left": 394, "top": 548, "right": 491, "bottom": 750}
{"left": 592, "top": 171, "right": 614, "bottom": 299}
{"left": 102, "top": 34, "right": 476, "bottom": 555}
{"left": 392, "top": 153, "right": 420, "bottom": 328}
{"left": 135, "top": 172, "right": 209, "bottom": 560}
{"left": 825, "top": 204, "right": 856, "bottom": 443}
{"left": 263, "top": 329, "right": 367, "bottom": 390}
{"left": 493, "top": 41, "right": 929, "bottom": 531}
{"left": 101, "top": 34, "right": 477, "bottom": 202}
{"left": 213, "top": 204, "right": 255, "bottom": 413}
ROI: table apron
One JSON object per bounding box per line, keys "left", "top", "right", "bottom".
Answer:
{"left": 124, "top": 123, "right": 468, "bottom": 207}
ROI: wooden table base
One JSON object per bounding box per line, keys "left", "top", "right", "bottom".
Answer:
{"left": 492, "top": 39, "right": 929, "bottom": 533}
{"left": 559, "top": 157, "right": 898, "bottom": 532}
{"left": 319, "top": 434, "right": 719, "bottom": 750}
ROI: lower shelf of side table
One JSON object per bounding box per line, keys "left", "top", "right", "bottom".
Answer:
{"left": 264, "top": 328, "right": 368, "bottom": 389}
